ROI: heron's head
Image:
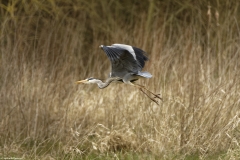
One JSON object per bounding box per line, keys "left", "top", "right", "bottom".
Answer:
{"left": 76, "top": 77, "right": 101, "bottom": 84}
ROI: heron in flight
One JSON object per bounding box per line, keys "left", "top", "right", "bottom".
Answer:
{"left": 76, "top": 44, "right": 162, "bottom": 105}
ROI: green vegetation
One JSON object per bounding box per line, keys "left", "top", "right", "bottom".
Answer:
{"left": 0, "top": 0, "right": 240, "bottom": 159}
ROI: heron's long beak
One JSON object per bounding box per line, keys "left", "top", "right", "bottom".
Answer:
{"left": 75, "top": 79, "right": 88, "bottom": 84}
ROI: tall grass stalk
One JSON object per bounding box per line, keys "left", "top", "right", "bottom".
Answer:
{"left": 0, "top": 0, "right": 239, "bottom": 159}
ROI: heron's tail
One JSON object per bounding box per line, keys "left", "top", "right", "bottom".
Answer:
{"left": 137, "top": 71, "right": 152, "bottom": 78}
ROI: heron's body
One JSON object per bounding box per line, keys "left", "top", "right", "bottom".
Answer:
{"left": 100, "top": 44, "right": 152, "bottom": 84}
{"left": 76, "top": 44, "right": 162, "bottom": 104}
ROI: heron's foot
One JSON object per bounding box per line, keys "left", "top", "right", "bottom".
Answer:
{"left": 153, "top": 93, "right": 162, "bottom": 100}
{"left": 139, "top": 88, "right": 160, "bottom": 105}
{"left": 150, "top": 98, "right": 160, "bottom": 105}
{"left": 145, "top": 91, "right": 162, "bottom": 100}
{"left": 138, "top": 85, "right": 162, "bottom": 101}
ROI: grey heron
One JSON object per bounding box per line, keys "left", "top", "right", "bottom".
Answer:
{"left": 76, "top": 44, "right": 162, "bottom": 105}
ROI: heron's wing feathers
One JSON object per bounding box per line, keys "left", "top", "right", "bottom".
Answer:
{"left": 112, "top": 44, "right": 148, "bottom": 68}
{"left": 137, "top": 71, "right": 152, "bottom": 78}
{"left": 101, "top": 45, "right": 142, "bottom": 77}
{"left": 132, "top": 47, "right": 148, "bottom": 68}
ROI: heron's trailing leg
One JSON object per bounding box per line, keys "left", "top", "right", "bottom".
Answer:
{"left": 139, "top": 88, "right": 160, "bottom": 105}
{"left": 135, "top": 84, "right": 162, "bottom": 101}
{"left": 128, "top": 83, "right": 161, "bottom": 105}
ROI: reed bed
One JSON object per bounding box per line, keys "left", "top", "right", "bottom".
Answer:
{"left": 0, "top": 0, "right": 239, "bottom": 159}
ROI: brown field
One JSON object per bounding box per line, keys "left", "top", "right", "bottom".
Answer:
{"left": 0, "top": 0, "right": 240, "bottom": 159}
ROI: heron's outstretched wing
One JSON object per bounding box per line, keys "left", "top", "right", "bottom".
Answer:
{"left": 100, "top": 44, "right": 148, "bottom": 78}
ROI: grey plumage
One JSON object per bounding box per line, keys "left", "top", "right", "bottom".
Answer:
{"left": 76, "top": 44, "right": 162, "bottom": 105}
{"left": 100, "top": 44, "right": 152, "bottom": 82}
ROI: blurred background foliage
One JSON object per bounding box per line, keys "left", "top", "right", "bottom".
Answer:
{"left": 1, "top": 0, "right": 239, "bottom": 46}
{"left": 1, "top": 0, "right": 239, "bottom": 74}
{"left": 0, "top": 0, "right": 240, "bottom": 159}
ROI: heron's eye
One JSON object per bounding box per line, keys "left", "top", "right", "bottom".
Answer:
{"left": 87, "top": 77, "right": 94, "bottom": 81}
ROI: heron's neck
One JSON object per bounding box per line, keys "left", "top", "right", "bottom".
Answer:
{"left": 96, "top": 78, "right": 119, "bottom": 89}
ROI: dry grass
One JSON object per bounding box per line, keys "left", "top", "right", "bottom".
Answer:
{"left": 0, "top": 0, "right": 240, "bottom": 159}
